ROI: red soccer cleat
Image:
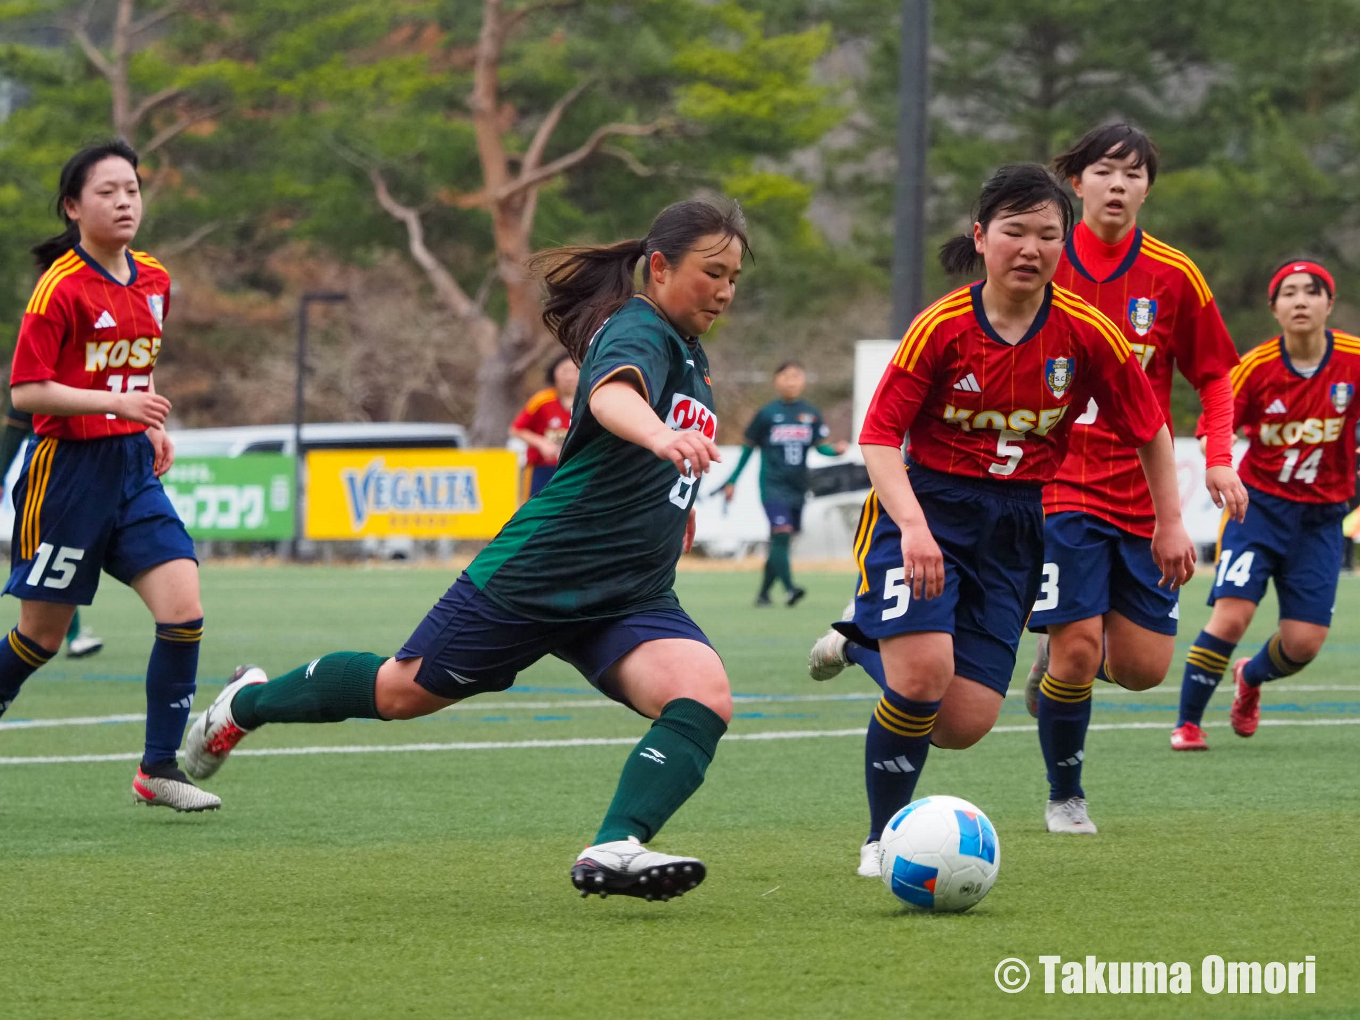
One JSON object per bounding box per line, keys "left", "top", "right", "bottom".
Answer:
{"left": 1170, "top": 722, "right": 1209, "bottom": 751}
{"left": 1229, "top": 658, "right": 1261, "bottom": 737}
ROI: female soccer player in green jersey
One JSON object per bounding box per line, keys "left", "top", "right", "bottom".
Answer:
{"left": 186, "top": 199, "right": 748, "bottom": 901}
{"left": 722, "top": 362, "right": 847, "bottom": 605}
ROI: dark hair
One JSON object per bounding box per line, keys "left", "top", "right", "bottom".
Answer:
{"left": 545, "top": 352, "right": 573, "bottom": 386}
{"left": 32, "top": 139, "right": 141, "bottom": 271}
{"left": 1268, "top": 258, "right": 1333, "bottom": 304}
{"left": 1052, "top": 122, "right": 1159, "bottom": 186}
{"left": 774, "top": 360, "right": 803, "bottom": 375}
{"left": 530, "top": 198, "right": 751, "bottom": 364}
{"left": 938, "top": 164, "right": 1075, "bottom": 276}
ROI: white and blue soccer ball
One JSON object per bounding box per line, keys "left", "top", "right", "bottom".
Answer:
{"left": 879, "top": 795, "right": 1000, "bottom": 912}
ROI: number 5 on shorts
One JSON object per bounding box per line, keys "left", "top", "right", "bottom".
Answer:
{"left": 882, "top": 566, "right": 910, "bottom": 620}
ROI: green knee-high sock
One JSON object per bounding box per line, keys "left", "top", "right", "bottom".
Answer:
{"left": 594, "top": 698, "right": 728, "bottom": 844}
{"left": 231, "top": 651, "right": 386, "bottom": 729}
{"left": 66, "top": 610, "right": 81, "bottom": 644}
{"left": 769, "top": 532, "right": 793, "bottom": 593}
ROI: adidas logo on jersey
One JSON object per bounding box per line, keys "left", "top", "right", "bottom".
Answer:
{"left": 871, "top": 755, "right": 916, "bottom": 774}
{"left": 93, "top": 310, "right": 117, "bottom": 329}
{"left": 1265, "top": 399, "right": 1288, "bottom": 415}
{"left": 952, "top": 373, "right": 981, "bottom": 393}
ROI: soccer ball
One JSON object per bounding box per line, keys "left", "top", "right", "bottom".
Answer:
{"left": 879, "top": 795, "right": 1000, "bottom": 912}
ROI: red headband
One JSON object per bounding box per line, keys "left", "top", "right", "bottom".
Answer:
{"left": 1269, "top": 261, "right": 1334, "bottom": 300}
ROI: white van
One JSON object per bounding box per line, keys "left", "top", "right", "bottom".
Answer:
{"left": 169, "top": 421, "right": 467, "bottom": 457}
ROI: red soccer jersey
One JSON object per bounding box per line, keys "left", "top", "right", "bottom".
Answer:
{"left": 1224, "top": 332, "right": 1360, "bottom": 504}
{"left": 10, "top": 247, "right": 171, "bottom": 441}
{"left": 861, "top": 282, "right": 1163, "bottom": 483}
{"left": 1045, "top": 226, "right": 1239, "bottom": 536}
{"left": 511, "top": 387, "right": 571, "bottom": 466}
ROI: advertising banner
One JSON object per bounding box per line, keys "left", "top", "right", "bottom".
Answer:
{"left": 162, "top": 455, "right": 296, "bottom": 540}
{"left": 304, "top": 448, "right": 519, "bottom": 540}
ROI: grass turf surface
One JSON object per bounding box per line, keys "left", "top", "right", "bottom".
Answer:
{"left": 1, "top": 566, "right": 1357, "bottom": 1019}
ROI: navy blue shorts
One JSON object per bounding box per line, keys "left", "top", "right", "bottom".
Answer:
{"left": 397, "top": 574, "right": 714, "bottom": 704}
{"left": 5, "top": 433, "right": 196, "bottom": 606}
{"left": 1027, "top": 511, "right": 1180, "bottom": 636}
{"left": 835, "top": 462, "right": 1044, "bottom": 695}
{"left": 763, "top": 501, "right": 803, "bottom": 532}
{"left": 528, "top": 464, "right": 557, "bottom": 496}
{"left": 1209, "top": 486, "right": 1345, "bottom": 627}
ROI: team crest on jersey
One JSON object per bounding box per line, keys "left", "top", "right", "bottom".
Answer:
{"left": 1045, "top": 357, "right": 1074, "bottom": 399}
{"left": 666, "top": 393, "right": 718, "bottom": 439}
{"left": 147, "top": 294, "right": 164, "bottom": 328}
{"left": 1331, "top": 382, "right": 1354, "bottom": 413}
{"left": 1127, "top": 297, "right": 1157, "bottom": 337}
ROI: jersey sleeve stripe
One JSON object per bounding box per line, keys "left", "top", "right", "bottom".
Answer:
{"left": 1141, "top": 239, "right": 1213, "bottom": 305}
{"left": 25, "top": 252, "right": 81, "bottom": 315}
{"left": 31, "top": 263, "right": 84, "bottom": 317}
{"left": 1052, "top": 292, "right": 1132, "bottom": 361}
{"left": 892, "top": 290, "right": 972, "bottom": 369}
{"left": 1229, "top": 347, "right": 1280, "bottom": 396}
{"left": 130, "top": 250, "right": 166, "bottom": 271}
{"left": 903, "top": 303, "right": 974, "bottom": 372}
{"left": 589, "top": 365, "right": 651, "bottom": 405}
{"left": 522, "top": 388, "right": 556, "bottom": 415}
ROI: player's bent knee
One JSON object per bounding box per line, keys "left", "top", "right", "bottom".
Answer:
{"left": 664, "top": 674, "right": 733, "bottom": 723}
{"left": 373, "top": 657, "right": 445, "bottom": 720}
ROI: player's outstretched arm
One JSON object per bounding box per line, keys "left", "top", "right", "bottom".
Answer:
{"left": 590, "top": 379, "right": 720, "bottom": 478}
{"left": 1135, "top": 425, "right": 1197, "bottom": 591}
{"left": 10, "top": 380, "right": 170, "bottom": 426}
{"left": 862, "top": 442, "right": 943, "bottom": 601}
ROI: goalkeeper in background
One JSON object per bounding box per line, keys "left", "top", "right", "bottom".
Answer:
{"left": 1, "top": 398, "right": 103, "bottom": 657}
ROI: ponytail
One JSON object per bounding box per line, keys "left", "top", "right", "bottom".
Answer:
{"left": 939, "top": 234, "right": 982, "bottom": 276}
{"left": 31, "top": 138, "right": 141, "bottom": 271}
{"left": 531, "top": 197, "right": 750, "bottom": 364}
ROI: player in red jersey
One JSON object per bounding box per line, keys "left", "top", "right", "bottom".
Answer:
{"left": 510, "top": 354, "right": 578, "bottom": 497}
{"left": 1173, "top": 260, "right": 1360, "bottom": 750}
{"left": 832, "top": 164, "right": 1194, "bottom": 876}
{"left": 1022, "top": 124, "right": 1249, "bottom": 834}
{"left": 0, "top": 141, "right": 214, "bottom": 812}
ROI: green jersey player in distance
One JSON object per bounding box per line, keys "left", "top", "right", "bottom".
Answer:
{"left": 183, "top": 199, "right": 750, "bottom": 902}
{"left": 723, "top": 362, "right": 847, "bottom": 606}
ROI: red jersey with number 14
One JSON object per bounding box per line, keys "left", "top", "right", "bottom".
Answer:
{"left": 10, "top": 247, "right": 170, "bottom": 441}
{"left": 1225, "top": 331, "right": 1360, "bottom": 504}
{"left": 860, "top": 282, "right": 1163, "bottom": 482}
{"left": 1046, "top": 227, "right": 1238, "bottom": 536}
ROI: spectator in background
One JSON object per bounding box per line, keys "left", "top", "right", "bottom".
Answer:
{"left": 511, "top": 354, "right": 578, "bottom": 498}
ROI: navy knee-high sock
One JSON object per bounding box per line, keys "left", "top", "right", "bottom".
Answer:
{"left": 143, "top": 619, "right": 203, "bottom": 767}
{"left": 846, "top": 643, "right": 889, "bottom": 692}
{"left": 1177, "top": 630, "right": 1235, "bottom": 726}
{"left": 1036, "top": 672, "right": 1093, "bottom": 801}
{"left": 864, "top": 688, "right": 939, "bottom": 841}
{"left": 1242, "top": 633, "right": 1309, "bottom": 686}
{"left": 0, "top": 628, "right": 55, "bottom": 717}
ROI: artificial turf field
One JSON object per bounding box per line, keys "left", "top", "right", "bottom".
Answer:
{"left": 1, "top": 565, "right": 1356, "bottom": 1019}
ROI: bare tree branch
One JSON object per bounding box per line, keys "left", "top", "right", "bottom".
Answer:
{"left": 157, "top": 219, "right": 225, "bottom": 259}
{"left": 69, "top": 23, "right": 114, "bottom": 80}
{"left": 128, "top": 86, "right": 184, "bottom": 134}
{"left": 502, "top": 0, "right": 577, "bottom": 38}
{"left": 599, "top": 143, "right": 655, "bottom": 177}
{"left": 521, "top": 79, "right": 594, "bottom": 173}
{"left": 498, "top": 118, "right": 672, "bottom": 201}
{"left": 143, "top": 104, "right": 223, "bottom": 155}
{"left": 131, "top": 1, "right": 186, "bottom": 36}
{"left": 510, "top": 332, "right": 557, "bottom": 376}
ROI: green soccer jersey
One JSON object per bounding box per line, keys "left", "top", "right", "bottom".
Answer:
{"left": 466, "top": 297, "right": 715, "bottom": 621}
{"left": 743, "top": 399, "right": 828, "bottom": 505}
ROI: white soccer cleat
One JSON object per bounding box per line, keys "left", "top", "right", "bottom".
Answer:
{"left": 66, "top": 632, "right": 104, "bottom": 658}
{"left": 1046, "top": 796, "right": 1098, "bottom": 834}
{"left": 571, "top": 836, "right": 706, "bottom": 900}
{"left": 132, "top": 762, "right": 221, "bottom": 812}
{"left": 808, "top": 598, "right": 856, "bottom": 681}
{"left": 1024, "top": 633, "right": 1050, "bottom": 719}
{"left": 184, "top": 665, "right": 268, "bottom": 781}
{"left": 858, "top": 840, "right": 883, "bottom": 878}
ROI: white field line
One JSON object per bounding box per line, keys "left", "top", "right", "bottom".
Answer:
{"left": 4, "top": 683, "right": 1358, "bottom": 732}
{"left": 1, "top": 717, "right": 1357, "bottom": 766}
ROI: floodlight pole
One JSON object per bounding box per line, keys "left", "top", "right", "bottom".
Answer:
{"left": 890, "top": 0, "right": 930, "bottom": 337}
{"left": 293, "top": 291, "right": 348, "bottom": 559}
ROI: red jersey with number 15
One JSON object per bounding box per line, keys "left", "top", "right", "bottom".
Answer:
{"left": 860, "top": 282, "right": 1163, "bottom": 482}
{"left": 1046, "top": 226, "right": 1238, "bottom": 536}
{"left": 10, "top": 246, "right": 170, "bottom": 441}
{"left": 1224, "top": 331, "right": 1360, "bottom": 504}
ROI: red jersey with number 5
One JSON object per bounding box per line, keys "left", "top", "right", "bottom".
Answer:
{"left": 860, "top": 282, "right": 1163, "bottom": 482}
{"left": 1225, "top": 332, "right": 1360, "bottom": 504}
{"left": 1045, "top": 227, "right": 1238, "bottom": 536}
{"left": 10, "top": 246, "right": 170, "bottom": 441}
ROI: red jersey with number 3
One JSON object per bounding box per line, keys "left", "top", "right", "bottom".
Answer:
{"left": 1226, "top": 332, "right": 1360, "bottom": 504}
{"left": 10, "top": 246, "right": 170, "bottom": 441}
{"left": 1045, "top": 227, "right": 1238, "bottom": 536}
{"left": 860, "top": 282, "right": 1163, "bottom": 482}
